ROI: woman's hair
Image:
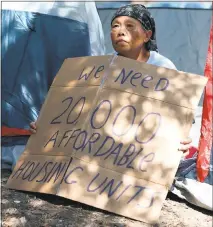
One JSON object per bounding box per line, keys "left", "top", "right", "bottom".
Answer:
{"left": 111, "top": 4, "right": 158, "bottom": 52}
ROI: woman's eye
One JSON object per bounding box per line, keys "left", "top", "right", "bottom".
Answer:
{"left": 112, "top": 24, "right": 119, "bottom": 28}
{"left": 127, "top": 24, "right": 134, "bottom": 28}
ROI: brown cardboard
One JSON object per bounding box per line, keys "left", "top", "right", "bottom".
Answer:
{"left": 6, "top": 55, "right": 207, "bottom": 224}
{"left": 58, "top": 157, "right": 168, "bottom": 224}
{"left": 104, "top": 56, "right": 207, "bottom": 109}
{"left": 74, "top": 88, "right": 188, "bottom": 187}
{"left": 51, "top": 55, "right": 113, "bottom": 87}
{"left": 6, "top": 154, "right": 71, "bottom": 194}
{"left": 24, "top": 86, "right": 99, "bottom": 156}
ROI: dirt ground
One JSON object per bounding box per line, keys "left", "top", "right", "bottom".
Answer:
{"left": 1, "top": 169, "right": 212, "bottom": 227}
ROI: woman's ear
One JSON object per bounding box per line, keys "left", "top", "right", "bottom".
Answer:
{"left": 145, "top": 30, "right": 152, "bottom": 43}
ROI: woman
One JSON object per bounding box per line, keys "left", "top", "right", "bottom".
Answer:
{"left": 110, "top": 4, "right": 176, "bottom": 69}
{"left": 30, "top": 4, "right": 192, "bottom": 152}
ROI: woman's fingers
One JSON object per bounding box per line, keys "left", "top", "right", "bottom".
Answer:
{"left": 29, "top": 122, "right": 37, "bottom": 134}
{"left": 30, "top": 122, "right": 36, "bottom": 129}
{"left": 178, "top": 137, "right": 192, "bottom": 153}
{"left": 178, "top": 143, "right": 191, "bottom": 152}
{"left": 30, "top": 128, "right": 37, "bottom": 134}
{"left": 180, "top": 137, "right": 192, "bottom": 145}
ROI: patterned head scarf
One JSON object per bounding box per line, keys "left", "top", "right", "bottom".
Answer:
{"left": 111, "top": 4, "right": 158, "bottom": 52}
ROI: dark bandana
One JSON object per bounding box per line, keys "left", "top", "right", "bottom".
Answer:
{"left": 111, "top": 4, "right": 158, "bottom": 52}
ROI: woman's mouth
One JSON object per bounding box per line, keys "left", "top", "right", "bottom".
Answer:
{"left": 116, "top": 39, "right": 128, "bottom": 44}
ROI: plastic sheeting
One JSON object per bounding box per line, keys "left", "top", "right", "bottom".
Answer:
{"left": 197, "top": 21, "right": 213, "bottom": 182}
{"left": 171, "top": 148, "right": 213, "bottom": 211}
{"left": 171, "top": 178, "right": 212, "bottom": 211}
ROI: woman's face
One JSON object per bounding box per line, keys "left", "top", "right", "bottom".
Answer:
{"left": 111, "top": 16, "right": 151, "bottom": 56}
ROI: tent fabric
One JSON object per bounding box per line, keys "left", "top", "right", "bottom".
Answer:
{"left": 98, "top": 7, "right": 212, "bottom": 77}
{"left": 142, "top": 2, "right": 212, "bottom": 9}
{"left": 2, "top": 2, "right": 105, "bottom": 56}
{"left": 1, "top": 136, "right": 29, "bottom": 170}
{"left": 2, "top": 126, "right": 31, "bottom": 136}
{"left": 96, "top": 2, "right": 212, "bottom": 9}
{"left": 2, "top": 2, "right": 105, "bottom": 132}
{"left": 1, "top": 145, "right": 26, "bottom": 170}
{"left": 2, "top": 9, "right": 91, "bottom": 130}
{"left": 171, "top": 20, "right": 213, "bottom": 210}
{"left": 1, "top": 2, "right": 105, "bottom": 168}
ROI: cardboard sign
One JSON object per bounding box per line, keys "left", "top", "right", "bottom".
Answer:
{"left": 6, "top": 55, "right": 207, "bottom": 224}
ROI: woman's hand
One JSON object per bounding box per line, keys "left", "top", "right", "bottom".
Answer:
{"left": 178, "top": 137, "right": 192, "bottom": 154}
{"left": 29, "top": 121, "right": 37, "bottom": 134}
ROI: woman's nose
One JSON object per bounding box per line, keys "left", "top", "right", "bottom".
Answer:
{"left": 118, "top": 30, "right": 125, "bottom": 36}
{"left": 117, "top": 26, "right": 127, "bottom": 36}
